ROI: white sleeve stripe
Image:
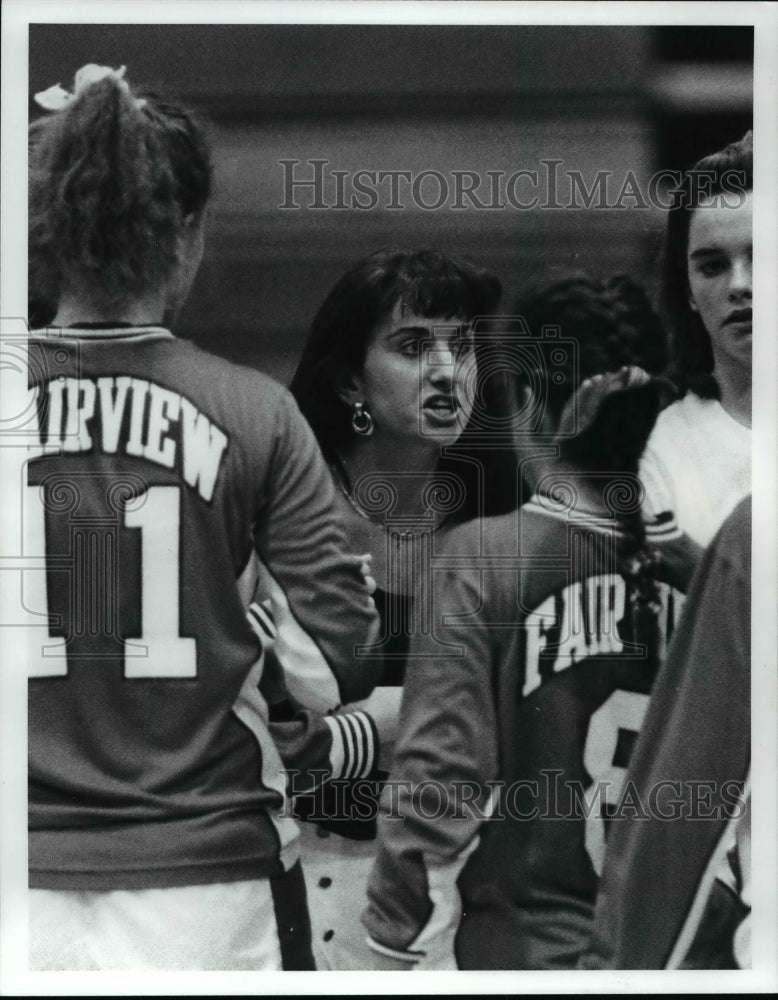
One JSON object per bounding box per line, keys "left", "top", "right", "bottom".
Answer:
{"left": 366, "top": 936, "right": 423, "bottom": 964}
{"left": 408, "top": 789, "right": 498, "bottom": 958}
{"left": 326, "top": 711, "right": 376, "bottom": 780}
{"left": 645, "top": 520, "right": 682, "bottom": 541}
{"left": 348, "top": 712, "right": 368, "bottom": 778}
{"left": 338, "top": 713, "right": 358, "bottom": 779}
{"left": 260, "top": 564, "right": 342, "bottom": 712}
{"left": 338, "top": 712, "right": 359, "bottom": 779}
{"left": 350, "top": 710, "right": 375, "bottom": 778}
{"left": 666, "top": 773, "right": 752, "bottom": 969}
{"left": 322, "top": 715, "right": 346, "bottom": 778}
{"left": 251, "top": 600, "right": 278, "bottom": 638}
{"left": 230, "top": 653, "right": 300, "bottom": 871}
{"left": 247, "top": 604, "right": 275, "bottom": 643}
{"left": 247, "top": 606, "right": 272, "bottom": 639}
{"left": 639, "top": 448, "right": 676, "bottom": 520}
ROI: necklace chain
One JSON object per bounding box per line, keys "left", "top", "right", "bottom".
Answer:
{"left": 330, "top": 459, "right": 450, "bottom": 536}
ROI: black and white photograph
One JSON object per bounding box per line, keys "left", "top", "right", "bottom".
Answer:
{"left": 1, "top": 0, "right": 776, "bottom": 994}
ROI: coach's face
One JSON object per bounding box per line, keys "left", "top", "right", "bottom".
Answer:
{"left": 341, "top": 299, "right": 477, "bottom": 447}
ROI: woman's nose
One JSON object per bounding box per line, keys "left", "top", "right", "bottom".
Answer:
{"left": 729, "top": 257, "right": 752, "bottom": 299}
{"left": 426, "top": 343, "right": 457, "bottom": 381}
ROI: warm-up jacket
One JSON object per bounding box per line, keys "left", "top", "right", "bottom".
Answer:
{"left": 27, "top": 326, "right": 379, "bottom": 890}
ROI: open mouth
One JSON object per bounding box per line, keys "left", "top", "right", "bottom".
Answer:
{"left": 423, "top": 395, "right": 460, "bottom": 423}
{"left": 725, "top": 308, "right": 752, "bottom": 328}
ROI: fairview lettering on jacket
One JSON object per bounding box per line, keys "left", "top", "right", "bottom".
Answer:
{"left": 36, "top": 376, "right": 228, "bottom": 502}
{"left": 522, "top": 576, "right": 685, "bottom": 697}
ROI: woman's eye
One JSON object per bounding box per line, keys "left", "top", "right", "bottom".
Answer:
{"left": 399, "top": 340, "right": 421, "bottom": 356}
{"left": 694, "top": 258, "right": 726, "bottom": 277}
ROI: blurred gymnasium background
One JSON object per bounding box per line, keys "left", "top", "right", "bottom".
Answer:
{"left": 29, "top": 23, "right": 752, "bottom": 384}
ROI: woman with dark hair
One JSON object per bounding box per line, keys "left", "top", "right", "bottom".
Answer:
{"left": 26, "top": 64, "right": 378, "bottom": 970}
{"left": 361, "top": 274, "right": 699, "bottom": 970}
{"left": 276, "top": 247, "right": 512, "bottom": 968}
{"left": 640, "top": 131, "right": 752, "bottom": 546}
{"left": 290, "top": 247, "right": 510, "bottom": 522}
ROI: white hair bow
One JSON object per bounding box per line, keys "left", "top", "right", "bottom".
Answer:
{"left": 34, "top": 63, "right": 145, "bottom": 110}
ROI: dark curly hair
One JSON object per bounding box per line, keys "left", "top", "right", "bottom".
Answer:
{"left": 660, "top": 130, "right": 752, "bottom": 398}
{"left": 29, "top": 69, "right": 212, "bottom": 317}
{"left": 290, "top": 248, "right": 502, "bottom": 456}
{"left": 512, "top": 272, "right": 669, "bottom": 472}
{"left": 290, "top": 248, "right": 516, "bottom": 519}
{"left": 512, "top": 273, "right": 673, "bottom": 662}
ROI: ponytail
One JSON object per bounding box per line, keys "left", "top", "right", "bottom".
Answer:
{"left": 561, "top": 374, "right": 668, "bottom": 670}
{"left": 513, "top": 274, "right": 674, "bottom": 672}
{"left": 616, "top": 508, "right": 663, "bottom": 674}
{"left": 29, "top": 65, "right": 212, "bottom": 313}
{"left": 560, "top": 378, "right": 669, "bottom": 475}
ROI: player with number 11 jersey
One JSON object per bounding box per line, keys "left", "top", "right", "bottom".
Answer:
{"left": 26, "top": 61, "right": 380, "bottom": 970}
{"left": 27, "top": 328, "right": 379, "bottom": 891}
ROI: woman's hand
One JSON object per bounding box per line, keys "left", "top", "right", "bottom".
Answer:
{"left": 356, "top": 551, "right": 377, "bottom": 611}
{"left": 347, "top": 686, "right": 403, "bottom": 745}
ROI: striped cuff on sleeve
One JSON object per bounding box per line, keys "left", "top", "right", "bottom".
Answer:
{"left": 644, "top": 509, "right": 682, "bottom": 543}
{"left": 247, "top": 599, "right": 278, "bottom": 645}
{"left": 366, "top": 936, "right": 423, "bottom": 965}
{"left": 323, "top": 710, "right": 377, "bottom": 780}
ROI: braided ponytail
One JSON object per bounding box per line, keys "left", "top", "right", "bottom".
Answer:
{"left": 621, "top": 520, "right": 663, "bottom": 672}
{"left": 514, "top": 274, "right": 672, "bottom": 670}
{"left": 29, "top": 66, "right": 212, "bottom": 315}
{"left": 564, "top": 375, "right": 667, "bottom": 671}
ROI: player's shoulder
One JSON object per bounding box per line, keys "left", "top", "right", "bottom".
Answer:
{"left": 721, "top": 494, "right": 751, "bottom": 536}
{"left": 437, "top": 508, "right": 521, "bottom": 558}
{"left": 436, "top": 504, "right": 572, "bottom": 570}
{"left": 647, "top": 391, "right": 715, "bottom": 444}
{"left": 161, "top": 338, "right": 300, "bottom": 428}
{"left": 710, "top": 495, "right": 751, "bottom": 568}
{"left": 639, "top": 397, "right": 707, "bottom": 521}
{"left": 168, "top": 339, "right": 287, "bottom": 396}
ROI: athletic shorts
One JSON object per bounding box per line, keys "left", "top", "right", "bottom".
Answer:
{"left": 28, "top": 861, "right": 314, "bottom": 971}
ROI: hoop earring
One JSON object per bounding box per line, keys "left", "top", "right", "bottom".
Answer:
{"left": 351, "top": 401, "right": 374, "bottom": 436}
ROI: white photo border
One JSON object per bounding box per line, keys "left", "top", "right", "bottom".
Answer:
{"left": 2, "top": 1, "right": 776, "bottom": 995}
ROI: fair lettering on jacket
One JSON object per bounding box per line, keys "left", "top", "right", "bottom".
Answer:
{"left": 523, "top": 577, "right": 685, "bottom": 697}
